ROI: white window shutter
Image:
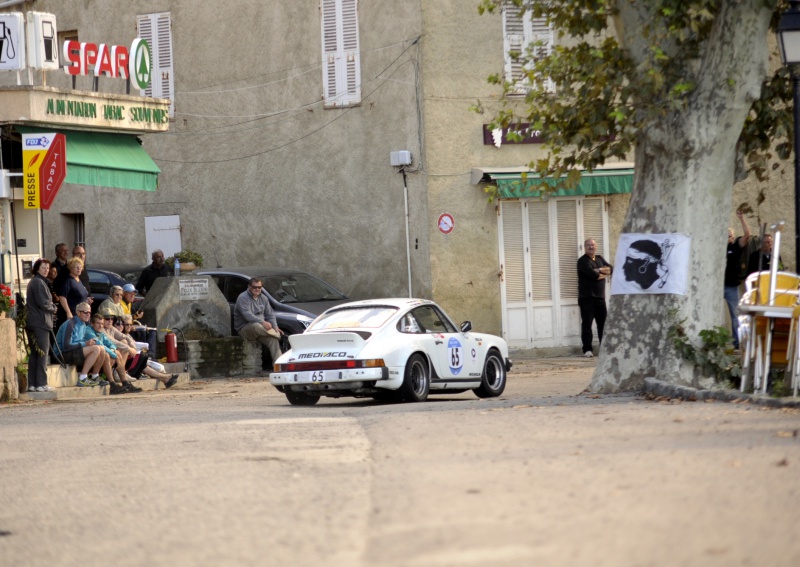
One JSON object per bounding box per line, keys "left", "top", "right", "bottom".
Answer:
{"left": 502, "top": 1, "right": 553, "bottom": 94}
{"left": 137, "top": 12, "right": 175, "bottom": 117}
{"left": 528, "top": 200, "right": 552, "bottom": 301}
{"left": 501, "top": 202, "right": 526, "bottom": 303}
{"left": 582, "top": 198, "right": 605, "bottom": 257}
{"left": 556, "top": 200, "right": 579, "bottom": 300}
{"left": 321, "top": 0, "right": 361, "bottom": 107}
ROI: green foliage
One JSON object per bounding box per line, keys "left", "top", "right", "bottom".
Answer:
{"left": 475, "top": 0, "right": 789, "bottom": 194}
{"left": 167, "top": 249, "right": 204, "bottom": 268}
{"left": 668, "top": 314, "right": 742, "bottom": 385}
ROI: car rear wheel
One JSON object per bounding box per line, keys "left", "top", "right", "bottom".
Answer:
{"left": 399, "top": 353, "right": 430, "bottom": 402}
{"left": 285, "top": 390, "right": 321, "bottom": 406}
{"left": 473, "top": 349, "right": 506, "bottom": 398}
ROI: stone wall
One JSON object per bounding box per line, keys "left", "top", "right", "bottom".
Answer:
{"left": 0, "top": 318, "right": 18, "bottom": 402}
{"left": 163, "top": 337, "right": 263, "bottom": 379}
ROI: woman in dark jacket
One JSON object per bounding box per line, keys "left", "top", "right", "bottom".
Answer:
{"left": 26, "top": 258, "right": 58, "bottom": 392}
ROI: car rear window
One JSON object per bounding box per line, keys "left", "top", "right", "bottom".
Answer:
{"left": 309, "top": 306, "right": 397, "bottom": 330}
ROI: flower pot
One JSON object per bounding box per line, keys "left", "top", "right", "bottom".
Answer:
{"left": 180, "top": 262, "right": 197, "bottom": 273}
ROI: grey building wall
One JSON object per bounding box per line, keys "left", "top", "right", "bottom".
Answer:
{"left": 6, "top": 0, "right": 430, "bottom": 301}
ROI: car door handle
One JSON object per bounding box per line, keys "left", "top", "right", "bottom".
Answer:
{"left": 435, "top": 340, "right": 443, "bottom": 345}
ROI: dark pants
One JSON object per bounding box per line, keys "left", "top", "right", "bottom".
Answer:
{"left": 26, "top": 327, "right": 51, "bottom": 389}
{"left": 131, "top": 327, "right": 157, "bottom": 353}
{"left": 579, "top": 297, "right": 607, "bottom": 354}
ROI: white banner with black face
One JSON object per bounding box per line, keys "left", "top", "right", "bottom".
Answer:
{"left": 611, "top": 233, "right": 691, "bottom": 295}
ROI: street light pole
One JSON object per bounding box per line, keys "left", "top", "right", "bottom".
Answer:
{"left": 777, "top": 0, "right": 800, "bottom": 271}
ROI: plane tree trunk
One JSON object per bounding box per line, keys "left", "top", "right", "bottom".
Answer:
{"left": 590, "top": 1, "right": 775, "bottom": 391}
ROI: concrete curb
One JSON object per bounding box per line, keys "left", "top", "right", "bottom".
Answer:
{"left": 643, "top": 377, "right": 800, "bottom": 409}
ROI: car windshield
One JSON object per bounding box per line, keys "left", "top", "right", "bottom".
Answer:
{"left": 308, "top": 307, "right": 398, "bottom": 330}
{"left": 261, "top": 273, "right": 345, "bottom": 304}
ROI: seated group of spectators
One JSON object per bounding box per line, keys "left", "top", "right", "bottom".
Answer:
{"left": 22, "top": 244, "right": 176, "bottom": 395}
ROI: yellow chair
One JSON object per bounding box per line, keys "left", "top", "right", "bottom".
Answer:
{"left": 738, "top": 271, "right": 800, "bottom": 394}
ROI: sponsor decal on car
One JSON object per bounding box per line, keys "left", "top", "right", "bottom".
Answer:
{"left": 297, "top": 352, "right": 347, "bottom": 359}
{"left": 448, "top": 337, "right": 463, "bottom": 375}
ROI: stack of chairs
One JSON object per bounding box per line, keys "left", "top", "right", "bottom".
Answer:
{"left": 737, "top": 222, "right": 800, "bottom": 396}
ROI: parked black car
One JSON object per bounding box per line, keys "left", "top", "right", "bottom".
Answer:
{"left": 196, "top": 267, "right": 350, "bottom": 336}
{"left": 85, "top": 267, "right": 143, "bottom": 313}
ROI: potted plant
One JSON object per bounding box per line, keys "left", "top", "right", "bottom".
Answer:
{"left": 0, "top": 283, "right": 15, "bottom": 319}
{"left": 167, "top": 249, "right": 204, "bottom": 272}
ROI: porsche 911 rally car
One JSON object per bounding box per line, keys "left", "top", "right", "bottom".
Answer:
{"left": 269, "top": 298, "right": 512, "bottom": 405}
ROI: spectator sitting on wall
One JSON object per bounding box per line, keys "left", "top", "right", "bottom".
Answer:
{"left": 120, "top": 283, "right": 156, "bottom": 353}
{"left": 115, "top": 315, "right": 179, "bottom": 388}
{"left": 53, "top": 302, "right": 105, "bottom": 387}
{"left": 85, "top": 313, "right": 141, "bottom": 394}
{"left": 98, "top": 285, "right": 126, "bottom": 318}
{"left": 136, "top": 250, "right": 168, "bottom": 296}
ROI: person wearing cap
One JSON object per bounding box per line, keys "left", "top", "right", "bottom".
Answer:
{"left": 115, "top": 314, "right": 179, "bottom": 388}
{"left": 54, "top": 302, "right": 106, "bottom": 387}
{"left": 85, "top": 313, "right": 140, "bottom": 393}
{"left": 98, "top": 285, "right": 125, "bottom": 319}
{"left": 234, "top": 276, "right": 283, "bottom": 367}
{"left": 120, "top": 283, "right": 157, "bottom": 352}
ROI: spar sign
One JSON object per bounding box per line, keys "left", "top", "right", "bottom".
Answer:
{"left": 22, "top": 133, "right": 67, "bottom": 210}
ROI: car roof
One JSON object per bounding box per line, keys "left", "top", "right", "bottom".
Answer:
{"left": 90, "top": 263, "right": 145, "bottom": 276}
{"left": 197, "top": 267, "right": 312, "bottom": 277}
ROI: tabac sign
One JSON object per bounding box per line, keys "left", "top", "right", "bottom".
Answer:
{"left": 22, "top": 133, "right": 67, "bottom": 210}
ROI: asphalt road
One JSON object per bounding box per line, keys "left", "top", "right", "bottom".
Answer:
{"left": 1, "top": 357, "right": 799, "bottom": 567}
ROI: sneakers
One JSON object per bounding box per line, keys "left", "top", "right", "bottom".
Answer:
{"left": 165, "top": 375, "right": 179, "bottom": 389}
{"left": 96, "top": 379, "right": 110, "bottom": 386}
{"left": 109, "top": 383, "right": 126, "bottom": 395}
{"left": 76, "top": 377, "right": 93, "bottom": 387}
{"left": 28, "top": 386, "right": 36, "bottom": 392}
{"left": 123, "top": 382, "right": 142, "bottom": 393}
{"left": 583, "top": 351, "right": 594, "bottom": 358}
{"left": 36, "top": 385, "right": 56, "bottom": 392}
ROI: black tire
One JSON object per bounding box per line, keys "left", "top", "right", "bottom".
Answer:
{"left": 473, "top": 350, "right": 507, "bottom": 398}
{"left": 399, "top": 353, "right": 430, "bottom": 402}
{"left": 285, "top": 390, "right": 321, "bottom": 406}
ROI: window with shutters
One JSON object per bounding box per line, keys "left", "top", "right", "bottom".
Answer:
{"left": 502, "top": 0, "right": 553, "bottom": 95}
{"left": 320, "top": 0, "right": 361, "bottom": 107}
{"left": 137, "top": 12, "right": 174, "bottom": 117}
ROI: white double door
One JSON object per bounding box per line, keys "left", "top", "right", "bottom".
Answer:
{"left": 498, "top": 197, "right": 608, "bottom": 349}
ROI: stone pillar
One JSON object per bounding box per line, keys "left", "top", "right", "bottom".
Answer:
{"left": 0, "top": 317, "right": 19, "bottom": 402}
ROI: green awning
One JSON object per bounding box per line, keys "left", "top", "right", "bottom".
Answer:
{"left": 492, "top": 168, "right": 633, "bottom": 198}
{"left": 16, "top": 126, "right": 160, "bottom": 191}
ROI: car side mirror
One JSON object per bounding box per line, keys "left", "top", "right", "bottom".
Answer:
{"left": 460, "top": 321, "right": 472, "bottom": 333}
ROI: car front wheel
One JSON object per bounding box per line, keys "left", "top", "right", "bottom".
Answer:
{"left": 399, "top": 353, "right": 430, "bottom": 402}
{"left": 473, "top": 349, "right": 507, "bottom": 398}
{"left": 285, "top": 390, "right": 321, "bottom": 406}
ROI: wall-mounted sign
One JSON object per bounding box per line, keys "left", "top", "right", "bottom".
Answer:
{"left": 63, "top": 37, "right": 151, "bottom": 89}
{"left": 0, "top": 13, "right": 26, "bottom": 71}
{"left": 483, "top": 124, "right": 544, "bottom": 147}
{"left": 179, "top": 279, "right": 210, "bottom": 301}
{"left": 22, "top": 132, "right": 67, "bottom": 210}
{"left": 27, "top": 12, "right": 58, "bottom": 70}
{"left": 438, "top": 212, "right": 455, "bottom": 235}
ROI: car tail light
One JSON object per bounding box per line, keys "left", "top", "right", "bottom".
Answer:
{"left": 274, "top": 359, "right": 385, "bottom": 372}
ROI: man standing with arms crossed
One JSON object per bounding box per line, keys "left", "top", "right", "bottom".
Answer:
{"left": 577, "top": 238, "right": 613, "bottom": 358}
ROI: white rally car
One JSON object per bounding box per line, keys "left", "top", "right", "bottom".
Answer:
{"left": 269, "top": 298, "right": 512, "bottom": 405}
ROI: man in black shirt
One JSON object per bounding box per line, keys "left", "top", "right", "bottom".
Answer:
{"left": 136, "top": 249, "right": 168, "bottom": 296}
{"left": 577, "top": 238, "right": 613, "bottom": 358}
{"left": 746, "top": 233, "right": 782, "bottom": 277}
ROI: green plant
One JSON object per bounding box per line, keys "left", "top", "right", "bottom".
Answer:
{"left": 668, "top": 312, "right": 741, "bottom": 386}
{"left": 167, "top": 249, "right": 204, "bottom": 268}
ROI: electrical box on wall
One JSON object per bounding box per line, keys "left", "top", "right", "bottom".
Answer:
{"left": 390, "top": 150, "right": 412, "bottom": 166}
{"left": 26, "top": 12, "right": 58, "bottom": 70}
{"left": 0, "top": 12, "right": 26, "bottom": 71}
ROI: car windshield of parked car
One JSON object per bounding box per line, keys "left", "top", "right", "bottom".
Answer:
{"left": 308, "top": 307, "right": 398, "bottom": 331}
{"left": 261, "top": 273, "right": 345, "bottom": 304}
